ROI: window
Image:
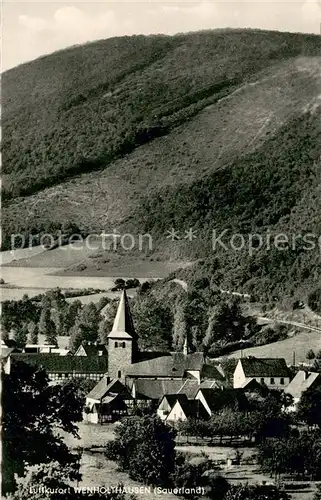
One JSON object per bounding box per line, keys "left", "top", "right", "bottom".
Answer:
{"left": 260, "top": 378, "right": 264, "bottom": 384}
{"left": 117, "top": 370, "right": 121, "bottom": 379}
{"left": 270, "top": 378, "right": 275, "bottom": 385}
{"left": 280, "top": 378, "right": 284, "bottom": 385}
{"left": 122, "top": 342, "right": 126, "bottom": 348}
{"left": 114, "top": 342, "right": 118, "bottom": 348}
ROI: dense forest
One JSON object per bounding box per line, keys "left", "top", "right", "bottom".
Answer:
{"left": 3, "top": 30, "right": 320, "bottom": 201}
{"left": 2, "top": 29, "right": 321, "bottom": 299}
{"left": 136, "top": 110, "right": 321, "bottom": 299}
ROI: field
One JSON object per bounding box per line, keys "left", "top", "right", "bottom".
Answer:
{"left": 62, "top": 423, "right": 319, "bottom": 499}
{"left": 226, "top": 329, "right": 321, "bottom": 365}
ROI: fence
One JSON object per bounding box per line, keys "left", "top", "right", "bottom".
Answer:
{"left": 175, "top": 434, "right": 255, "bottom": 446}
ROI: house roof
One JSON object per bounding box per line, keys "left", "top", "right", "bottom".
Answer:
{"left": 285, "top": 371, "right": 320, "bottom": 399}
{"left": 107, "top": 290, "right": 136, "bottom": 339}
{"left": 126, "top": 352, "right": 206, "bottom": 378}
{"left": 177, "top": 379, "right": 201, "bottom": 399}
{"left": 239, "top": 357, "right": 289, "bottom": 378}
{"left": 159, "top": 393, "right": 189, "bottom": 407}
{"left": 173, "top": 398, "right": 209, "bottom": 420}
{"left": 10, "top": 353, "right": 108, "bottom": 374}
{"left": 76, "top": 343, "right": 108, "bottom": 356}
{"left": 197, "top": 388, "right": 249, "bottom": 412}
{"left": 0, "top": 347, "right": 16, "bottom": 359}
{"left": 87, "top": 377, "right": 132, "bottom": 401}
{"left": 200, "top": 364, "right": 226, "bottom": 381}
{"left": 240, "top": 378, "right": 266, "bottom": 391}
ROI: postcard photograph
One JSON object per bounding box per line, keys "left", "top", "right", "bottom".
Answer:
{"left": 1, "top": 1, "right": 321, "bottom": 499}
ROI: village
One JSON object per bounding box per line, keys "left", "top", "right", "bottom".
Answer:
{"left": 2, "top": 288, "right": 321, "bottom": 500}
{"left": 2, "top": 289, "right": 319, "bottom": 423}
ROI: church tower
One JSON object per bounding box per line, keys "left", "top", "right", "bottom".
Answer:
{"left": 106, "top": 290, "right": 137, "bottom": 381}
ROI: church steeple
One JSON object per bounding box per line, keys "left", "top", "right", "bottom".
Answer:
{"left": 108, "top": 289, "right": 136, "bottom": 339}
{"left": 106, "top": 289, "right": 137, "bottom": 381}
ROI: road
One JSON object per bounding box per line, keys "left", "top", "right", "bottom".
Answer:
{"left": 170, "top": 279, "right": 321, "bottom": 334}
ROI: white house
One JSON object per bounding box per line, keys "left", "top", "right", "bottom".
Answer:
{"left": 165, "top": 396, "right": 208, "bottom": 423}
{"left": 233, "top": 357, "right": 290, "bottom": 390}
{"left": 285, "top": 370, "right": 320, "bottom": 411}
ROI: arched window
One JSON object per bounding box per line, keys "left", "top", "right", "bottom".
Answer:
{"left": 122, "top": 342, "right": 126, "bottom": 348}
{"left": 117, "top": 370, "right": 121, "bottom": 379}
{"left": 114, "top": 341, "right": 118, "bottom": 348}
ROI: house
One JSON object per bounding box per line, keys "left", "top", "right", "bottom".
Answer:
{"left": 23, "top": 344, "right": 58, "bottom": 354}
{"left": 84, "top": 377, "right": 133, "bottom": 423}
{"left": 195, "top": 387, "right": 249, "bottom": 417}
{"left": 74, "top": 342, "right": 107, "bottom": 357}
{"left": 85, "top": 397, "right": 128, "bottom": 424}
{"left": 22, "top": 344, "right": 71, "bottom": 355}
{"left": 157, "top": 394, "right": 191, "bottom": 420}
{"left": 233, "top": 357, "right": 290, "bottom": 390}
{"left": 285, "top": 370, "right": 321, "bottom": 411}
{"left": 166, "top": 396, "right": 209, "bottom": 424}
{"left": 8, "top": 354, "right": 108, "bottom": 383}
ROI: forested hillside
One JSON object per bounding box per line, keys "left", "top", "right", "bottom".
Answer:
{"left": 2, "top": 29, "right": 321, "bottom": 299}
{"left": 3, "top": 29, "right": 320, "bottom": 200}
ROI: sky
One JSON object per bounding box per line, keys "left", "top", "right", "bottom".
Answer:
{"left": 2, "top": 0, "right": 321, "bottom": 70}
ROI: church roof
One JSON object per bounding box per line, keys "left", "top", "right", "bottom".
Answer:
{"left": 126, "top": 352, "right": 206, "bottom": 378}
{"left": 107, "top": 290, "right": 136, "bottom": 339}
{"left": 132, "top": 379, "right": 185, "bottom": 399}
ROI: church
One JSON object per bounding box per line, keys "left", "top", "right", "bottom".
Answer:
{"left": 83, "top": 289, "right": 226, "bottom": 423}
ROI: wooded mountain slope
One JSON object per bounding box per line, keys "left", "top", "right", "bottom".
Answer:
{"left": 2, "top": 29, "right": 321, "bottom": 298}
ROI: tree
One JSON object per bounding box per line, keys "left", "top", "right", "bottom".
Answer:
{"left": 306, "top": 349, "right": 316, "bottom": 360}
{"left": 224, "top": 484, "right": 290, "bottom": 500}
{"left": 2, "top": 361, "right": 83, "bottom": 494}
{"left": 258, "top": 430, "right": 321, "bottom": 481}
{"left": 133, "top": 296, "right": 173, "bottom": 351}
{"left": 113, "top": 278, "right": 126, "bottom": 290}
{"left": 7, "top": 462, "right": 131, "bottom": 500}
{"left": 12, "top": 323, "right": 28, "bottom": 348}
{"left": 297, "top": 385, "right": 321, "bottom": 428}
{"left": 105, "top": 415, "right": 176, "bottom": 486}
{"left": 28, "top": 321, "right": 39, "bottom": 344}
{"left": 64, "top": 300, "right": 82, "bottom": 334}
{"left": 77, "top": 303, "right": 100, "bottom": 343}
{"left": 38, "top": 308, "right": 57, "bottom": 345}
{"left": 172, "top": 299, "right": 187, "bottom": 350}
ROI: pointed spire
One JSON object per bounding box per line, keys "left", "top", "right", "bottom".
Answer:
{"left": 108, "top": 289, "right": 136, "bottom": 339}
{"left": 183, "top": 336, "right": 188, "bottom": 355}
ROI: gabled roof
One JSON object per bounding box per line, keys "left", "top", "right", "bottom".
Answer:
{"left": 132, "top": 379, "right": 185, "bottom": 399}
{"left": 285, "top": 371, "right": 320, "bottom": 399}
{"left": 10, "top": 353, "right": 108, "bottom": 374}
{"left": 177, "top": 379, "right": 201, "bottom": 399}
{"left": 126, "top": 352, "right": 206, "bottom": 378}
{"left": 76, "top": 343, "right": 108, "bottom": 357}
{"left": 197, "top": 387, "right": 249, "bottom": 412}
{"left": 159, "top": 393, "right": 189, "bottom": 408}
{"left": 200, "top": 364, "right": 226, "bottom": 381}
{"left": 240, "top": 378, "right": 266, "bottom": 391}
{"left": 107, "top": 290, "right": 136, "bottom": 339}
{"left": 0, "top": 347, "right": 16, "bottom": 359}
{"left": 239, "top": 357, "right": 289, "bottom": 378}
{"left": 86, "top": 377, "right": 130, "bottom": 401}
{"left": 172, "top": 398, "right": 209, "bottom": 420}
